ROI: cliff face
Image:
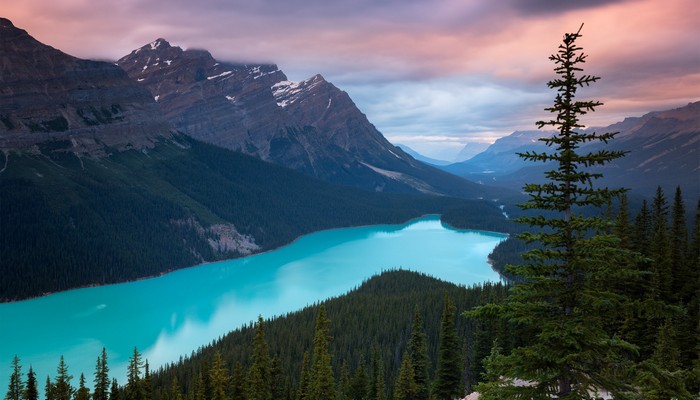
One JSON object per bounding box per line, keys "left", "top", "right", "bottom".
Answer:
{"left": 0, "top": 18, "right": 171, "bottom": 153}
{"left": 117, "top": 40, "right": 504, "bottom": 198}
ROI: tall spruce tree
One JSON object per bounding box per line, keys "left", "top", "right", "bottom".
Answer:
{"left": 209, "top": 351, "right": 230, "bottom": 400}
{"left": 5, "top": 356, "right": 23, "bottom": 400}
{"left": 309, "top": 305, "right": 336, "bottom": 400}
{"left": 53, "top": 356, "right": 73, "bottom": 400}
{"left": 93, "top": 348, "right": 110, "bottom": 400}
{"left": 670, "top": 186, "right": 690, "bottom": 301}
{"left": 75, "top": 374, "right": 90, "bottom": 400}
{"left": 393, "top": 353, "right": 417, "bottom": 400}
{"left": 247, "top": 316, "right": 272, "bottom": 400}
{"left": 108, "top": 379, "right": 119, "bottom": 400}
{"left": 468, "top": 25, "right": 643, "bottom": 398}
{"left": 651, "top": 187, "right": 673, "bottom": 301}
{"left": 25, "top": 366, "right": 38, "bottom": 400}
{"left": 126, "top": 348, "right": 143, "bottom": 400}
{"left": 433, "top": 295, "right": 463, "bottom": 400}
{"left": 296, "top": 352, "right": 311, "bottom": 400}
{"left": 407, "top": 306, "right": 430, "bottom": 400}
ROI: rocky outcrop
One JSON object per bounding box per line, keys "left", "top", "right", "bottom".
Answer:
{"left": 117, "top": 40, "right": 508, "bottom": 199}
{"left": 0, "top": 18, "right": 172, "bottom": 153}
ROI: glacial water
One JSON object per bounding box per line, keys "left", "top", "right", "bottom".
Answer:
{"left": 0, "top": 215, "right": 506, "bottom": 387}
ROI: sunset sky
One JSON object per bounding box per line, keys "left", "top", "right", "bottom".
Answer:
{"left": 5, "top": 0, "right": 699, "bottom": 160}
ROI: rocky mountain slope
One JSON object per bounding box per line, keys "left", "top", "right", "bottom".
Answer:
{"left": 442, "top": 102, "right": 700, "bottom": 197}
{"left": 0, "top": 18, "right": 172, "bottom": 153}
{"left": 0, "top": 19, "right": 510, "bottom": 300}
{"left": 117, "top": 39, "right": 510, "bottom": 199}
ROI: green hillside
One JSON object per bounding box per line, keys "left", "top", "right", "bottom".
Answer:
{"left": 0, "top": 136, "right": 506, "bottom": 301}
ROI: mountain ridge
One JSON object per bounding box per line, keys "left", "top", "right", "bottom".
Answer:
{"left": 0, "top": 18, "right": 172, "bottom": 153}
{"left": 116, "top": 38, "right": 512, "bottom": 200}
{"left": 441, "top": 102, "right": 700, "bottom": 197}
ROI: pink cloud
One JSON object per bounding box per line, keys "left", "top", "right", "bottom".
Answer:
{"left": 2, "top": 0, "right": 698, "bottom": 149}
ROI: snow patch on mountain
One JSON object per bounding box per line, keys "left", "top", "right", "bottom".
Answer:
{"left": 271, "top": 75, "right": 325, "bottom": 108}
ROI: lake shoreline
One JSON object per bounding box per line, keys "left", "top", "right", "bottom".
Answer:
{"left": 2, "top": 214, "right": 508, "bottom": 304}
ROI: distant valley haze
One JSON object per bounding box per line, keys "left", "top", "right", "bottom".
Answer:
{"left": 3, "top": 0, "right": 698, "bottom": 160}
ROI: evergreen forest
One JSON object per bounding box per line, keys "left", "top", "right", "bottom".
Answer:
{"left": 0, "top": 136, "right": 509, "bottom": 302}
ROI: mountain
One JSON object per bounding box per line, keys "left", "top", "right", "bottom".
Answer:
{"left": 442, "top": 103, "right": 700, "bottom": 197}
{"left": 0, "top": 20, "right": 513, "bottom": 301}
{"left": 453, "top": 142, "right": 490, "bottom": 162}
{"left": 116, "top": 39, "right": 512, "bottom": 199}
{"left": 441, "top": 131, "right": 550, "bottom": 181}
{"left": 396, "top": 144, "right": 452, "bottom": 166}
{"left": 0, "top": 18, "right": 172, "bottom": 152}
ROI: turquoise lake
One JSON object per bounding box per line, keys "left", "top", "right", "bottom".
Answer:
{"left": 0, "top": 215, "right": 506, "bottom": 387}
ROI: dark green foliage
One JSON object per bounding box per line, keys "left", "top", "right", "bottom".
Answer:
{"left": 393, "top": 354, "right": 416, "bottom": 400}
{"left": 125, "top": 348, "right": 143, "bottom": 400}
{"left": 93, "top": 348, "right": 110, "bottom": 400}
{"left": 468, "top": 25, "right": 647, "bottom": 398}
{"left": 407, "top": 307, "right": 429, "bottom": 400}
{"left": 208, "top": 352, "right": 229, "bottom": 400}
{"left": 52, "top": 356, "right": 73, "bottom": 400}
{"left": 5, "top": 356, "right": 23, "bottom": 400}
{"left": 296, "top": 352, "right": 311, "bottom": 400}
{"left": 0, "top": 136, "right": 482, "bottom": 301}
{"left": 74, "top": 374, "right": 89, "bottom": 400}
{"left": 246, "top": 317, "right": 272, "bottom": 400}
{"left": 108, "top": 379, "right": 119, "bottom": 400}
{"left": 309, "top": 305, "right": 336, "bottom": 400}
{"left": 432, "top": 296, "right": 463, "bottom": 400}
{"left": 24, "top": 367, "right": 38, "bottom": 400}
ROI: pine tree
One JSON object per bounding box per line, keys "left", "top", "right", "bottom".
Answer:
{"left": 407, "top": 306, "right": 430, "bottom": 400}
{"left": 651, "top": 186, "right": 673, "bottom": 301}
{"left": 108, "top": 379, "right": 119, "bottom": 400}
{"left": 5, "top": 355, "right": 24, "bottom": 400}
{"left": 126, "top": 348, "right": 143, "bottom": 400}
{"left": 168, "top": 377, "right": 183, "bottom": 400}
{"left": 230, "top": 363, "right": 246, "bottom": 400}
{"left": 209, "top": 351, "right": 229, "bottom": 400}
{"left": 633, "top": 199, "right": 652, "bottom": 256}
{"left": 247, "top": 316, "right": 272, "bottom": 400}
{"left": 614, "top": 192, "right": 632, "bottom": 249}
{"left": 636, "top": 318, "right": 693, "bottom": 400}
{"left": 141, "top": 362, "right": 152, "bottom": 400}
{"left": 53, "top": 356, "right": 74, "bottom": 400}
{"left": 468, "top": 25, "right": 643, "bottom": 398}
{"left": 393, "top": 353, "right": 417, "bottom": 400}
{"left": 74, "top": 374, "right": 90, "bottom": 400}
{"left": 348, "top": 361, "right": 369, "bottom": 400}
{"left": 24, "top": 366, "right": 38, "bottom": 400}
{"left": 44, "top": 377, "right": 52, "bottom": 400}
{"left": 373, "top": 357, "right": 386, "bottom": 400}
{"left": 309, "top": 305, "right": 336, "bottom": 400}
{"left": 670, "top": 187, "right": 691, "bottom": 301}
{"left": 93, "top": 348, "right": 110, "bottom": 400}
{"left": 296, "top": 352, "right": 311, "bottom": 400}
{"left": 191, "top": 371, "right": 205, "bottom": 400}
{"left": 432, "top": 295, "right": 463, "bottom": 400}
{"left": 337, "top": 364, "right": 351, "bottom": 400}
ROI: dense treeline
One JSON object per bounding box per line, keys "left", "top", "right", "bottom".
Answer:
{"left": 4, "top": 271, "right": 511, "bottom": 400}
{"left": 0, "top": 136, "right": 506, "bottom": 301}
{"left": 5, "top": 187, "right": 698, "bottom": 398}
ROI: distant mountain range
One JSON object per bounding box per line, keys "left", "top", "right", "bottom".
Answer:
{"left": 439, "top": 102, "right": 700, "bottom": 198}
{"left": 396, "top": 144, "right": 452, "bottom": 166}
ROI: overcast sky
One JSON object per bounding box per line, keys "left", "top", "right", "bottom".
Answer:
{"left": 5, "top": 0, "right": 699, "bottom": 160}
